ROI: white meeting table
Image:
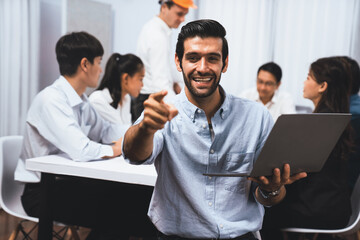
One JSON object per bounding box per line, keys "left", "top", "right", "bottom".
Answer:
{"left": 26, "top": 155, "right": 157, "bottom": 240}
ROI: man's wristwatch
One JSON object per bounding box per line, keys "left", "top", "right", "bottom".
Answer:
{"left": 258, "top": 187, "right": 281, "bottom": 199}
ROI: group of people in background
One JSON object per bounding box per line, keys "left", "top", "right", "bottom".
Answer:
{"left": 14, "top": 0, "right": 360, "bottom": 240}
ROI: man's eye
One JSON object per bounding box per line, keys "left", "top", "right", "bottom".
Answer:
{"left": 187, "top": 56, "right": 198, "bottom": 61}
{"left": 209, "top": 57, "right": 219, "bottom": 62}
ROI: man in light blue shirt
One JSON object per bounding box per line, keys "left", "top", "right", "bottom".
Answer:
{"left": 123, "top": 19, "right": 306, "bottom": 239}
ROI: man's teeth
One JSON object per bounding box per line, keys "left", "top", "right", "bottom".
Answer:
{"left": 193, "top": 77, "right": 211, "bottom": 82}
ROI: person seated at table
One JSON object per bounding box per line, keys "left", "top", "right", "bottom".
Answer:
{"left": 89, "top": 53, "right": 144, "bottom": 125}
{"left": 14, "top": 31, "right": 156, "bottom": 240}
{"left": 261, "top": 56, "right": 352, "bottom": 240}
{"left": 240, "top": 62, "right": 296, "bottom": 122}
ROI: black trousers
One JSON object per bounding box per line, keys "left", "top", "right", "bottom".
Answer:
{"left": 21, "top": 176, "right": 157, "bottom": 238}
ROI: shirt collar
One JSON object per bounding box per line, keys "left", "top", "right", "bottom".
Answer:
{"left": 155, "top": 16, "right": 172, "bottom": 36}
{"left": 56, "top": 76, "right": 86, "bottom": 107}
{"left": 179, "top": 86, "right": 230, "bottom": 121}
{"left": 256, "top": 90, "right": 279, "bottom": 105}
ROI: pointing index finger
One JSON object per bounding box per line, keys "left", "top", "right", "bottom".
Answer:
{"left": 151, "top": 90, "right": 168, "bottom": 103}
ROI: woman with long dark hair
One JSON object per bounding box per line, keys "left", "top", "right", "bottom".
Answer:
{"left": 89, "top": 53, "right": 144, "bottom": 125}
{"left": 261, "top": 56, "right": 352, "bottom": 240}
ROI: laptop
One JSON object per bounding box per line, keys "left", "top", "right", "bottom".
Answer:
{"left": 203, "top": 113, "right": 351, "bottom": 178}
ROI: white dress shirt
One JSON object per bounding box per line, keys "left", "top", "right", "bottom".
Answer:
{"left": 89, "top": 88, "right": 132, "bottom": 128}
{"left": 240, "top": 88, "right": 296, "bottom": 122}
{"left": 136, "top": 16, "right": 181, "bottom": 97}
{"left": 15, "top": 76, "right": 127, "bottom": 183}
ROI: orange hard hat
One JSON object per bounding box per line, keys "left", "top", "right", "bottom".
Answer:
{"left": 161, "top": 0, "right": 198, "bottom": 9}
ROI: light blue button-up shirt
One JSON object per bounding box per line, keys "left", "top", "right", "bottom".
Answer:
{"left": 126, "top": 88, "right": 273, "bottom": 239}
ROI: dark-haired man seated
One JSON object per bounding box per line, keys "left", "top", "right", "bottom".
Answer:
{"left": 240, "top": 62, "right": 296, "bottom": 122}
{"left": 15, "top": 31, "right": 156, "bottom": 240}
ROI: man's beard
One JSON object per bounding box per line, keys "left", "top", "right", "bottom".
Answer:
{"left": 182, "top": 71, "right": 221, "bottom": 98}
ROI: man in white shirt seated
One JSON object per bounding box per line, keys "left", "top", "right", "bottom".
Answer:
{"left": 240, "top": 62, "right": 296, "bottom": 121}
{"left": 14, "top": 31, "right": 156, "bottom": 240}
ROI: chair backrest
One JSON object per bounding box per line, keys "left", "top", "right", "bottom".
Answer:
{"left": 344, "top": 174, "right": 360, "bottom": 235}
{"left": 0, "top": 135, "right": 38, "bottom": 222}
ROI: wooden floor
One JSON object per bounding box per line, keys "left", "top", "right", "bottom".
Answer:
{"left": 0, "top": 209, "right": 91, "bottom": 240}
{"left": 0, "top": 209, "right": 146, "bottom": 240}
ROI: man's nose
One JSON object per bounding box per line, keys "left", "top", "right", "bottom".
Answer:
{"left": 197, "top": 58, "right": 208, "bottom": 73}
{"left": 180, "top": 15, "right": 185, "bottom": 23}
{"left": 259, "top": 84, "right": 267, "bottom": 91}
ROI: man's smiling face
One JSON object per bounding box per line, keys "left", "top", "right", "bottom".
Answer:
{"left": 176, "top": 36, "right": 228, "bottom": 99}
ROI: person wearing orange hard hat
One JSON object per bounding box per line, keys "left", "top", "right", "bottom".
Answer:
{"left": 132, "top": 0, "right": 197, "bottom": 122}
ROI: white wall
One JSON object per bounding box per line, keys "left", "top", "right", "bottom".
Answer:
{"left": 66, "top": 0, "right": 113, "bottom": 94}
{"left": 39, "top": 0, "right": 62, "bottom": 90}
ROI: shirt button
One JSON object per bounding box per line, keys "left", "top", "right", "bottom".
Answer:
{"left": 210, "top": 149, "right": 214, "bottom": 154}
{"left": 202, "top": 124, "right": 207, "bottom": 129}
{"left": 197, "top": 109, "right": 202, "bottom": 113}
{"left": 220, "top": 224, "right": 223, "bottom": 229}
{"left": 208, "top": 202, "right": 212, "bottom": 206}
{"left": 208, "top": 176, "right": 212, "bottom": 180}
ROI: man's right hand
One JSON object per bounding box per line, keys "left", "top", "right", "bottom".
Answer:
{"left": 139, "top": 90, "right": 178, "bottom": 134}
{"left": 123, "top": 90, "right": 178, "bottom": 161}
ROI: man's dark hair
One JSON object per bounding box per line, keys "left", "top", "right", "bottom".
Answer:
{"left": 257, "top": 62, "right": 282, "bottom": 83}
{"left": 175, "top": 19, "right": 228, "bottom": 68}
{"left": 159, "top": 0, "right": 175, "bottom": 9}
{"left": 55, "top": 31, "right": 104, "bottom": 76}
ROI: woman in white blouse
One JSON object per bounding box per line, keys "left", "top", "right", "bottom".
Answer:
{"left": 89, "top": 53, "right": 144, "bottom": 126}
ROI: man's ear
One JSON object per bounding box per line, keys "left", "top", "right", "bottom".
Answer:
{"left": 80, "top": 58, "right": 88, "bottom": 72}
{"left": 276, "top": 81, "right": 281, "bottom": 90}
{"left": 160, "top": 3, "right": 170, "bottom": 12}
{"left": 175, "top": 54, "right": 182, "bottom": 72}
{"left": 222, "top": 56, "right": 229, "bottom": 73}
{"left": 319, "top": 81, "right": 328, "bottom": 93}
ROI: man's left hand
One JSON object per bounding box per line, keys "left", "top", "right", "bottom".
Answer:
{"left": 248, "top": 163, "right": 307, "bottom": 192}
{"left": 248, "top": 163, "right": 307, "bottom": 205}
